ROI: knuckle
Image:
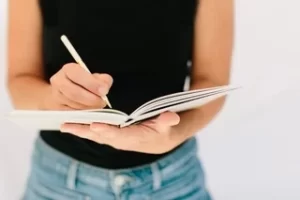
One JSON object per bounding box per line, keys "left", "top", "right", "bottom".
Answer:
{"left": 50, "top": 73, "right": 66, "bottom": 88}
{"left": 62, "top": 63, "right": 79, "bottom": 77}
{"left": 62, "top": 63, "right": 76, "bottom": 71}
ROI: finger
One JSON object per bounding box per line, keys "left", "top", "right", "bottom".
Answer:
{"left": 54, "top": 89, "right": 91, "bottom": 110}
{"left": 93, "top": 73, "right": 113, "bottom": 95}
{"left": 61, "top": 123, "right": 89, "bottom": 132}
{"left": 62, "top": 63, "right": 112, "bottom": 97}
{"left": 61, "top": 123, "right": 111, "bottom": 145}
{"left": 41, "top": 92, "right": 75, "bottom": 111}
{"left": 153, "top": 112, "right": 180, "bottom": 127}
{"left": 89, "top": 123, "right": 135, "bottom": 149}
{"left": 90, "top": 123, "right": 135, "bottom": 150}
{"left": 60, "top": 124, "right": 96, "bottom": 139}
{"left": 91, "top": 122, "right": 154, "bottom": 144}
{"left": 53, "top": 104, "right": 74, "bottom": 111}
{"left": 58, "top": 75, "right": 106, "bottom": 108}
{"left": 93, "top": 73, "right": 113, "bottom": 86}
{"left": 89, "top": 123, "right": 118, "bottom": 138}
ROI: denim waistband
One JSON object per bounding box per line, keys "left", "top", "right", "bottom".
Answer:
{"left": 32, "top": 135, "right": 198, "bottom": 191}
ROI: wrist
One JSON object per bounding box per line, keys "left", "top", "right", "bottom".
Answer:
{"left": 169, "top": 126, "right": 189, "bottom": 147}
{"left": 168, "top": 109, "right": 206, "bottom": 147}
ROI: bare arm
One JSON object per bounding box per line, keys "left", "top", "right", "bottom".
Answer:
{"left": 7, "top": 0, "right": 50, "bottom": 109}
{"left": 7, "top": 0, "right": 112, "bottom": 110}
{"left": 173, "top": 0, "right": 234, "bottom": 141}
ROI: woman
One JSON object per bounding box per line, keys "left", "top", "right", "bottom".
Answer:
{"left": 7, "top": 0, "right": 233, "bottom": 199}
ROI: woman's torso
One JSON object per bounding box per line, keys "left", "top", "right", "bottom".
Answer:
{"left": 39, "top": 0, "right": 198, "bottom": 169}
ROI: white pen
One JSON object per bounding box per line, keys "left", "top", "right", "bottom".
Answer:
{"left": 60, "top": 35, "right": 112, "bottom": 108}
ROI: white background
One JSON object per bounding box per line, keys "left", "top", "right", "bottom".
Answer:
{"left": 1, "top": 0, "right": 300, "bottom": 199}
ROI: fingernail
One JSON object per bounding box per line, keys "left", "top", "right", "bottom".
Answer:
{"left": 98, "top": 86, "right": 108, "bottom": 96}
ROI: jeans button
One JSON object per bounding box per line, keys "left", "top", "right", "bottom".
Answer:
{"left": 114, "top": 175, "right": 128, "bottom": 187}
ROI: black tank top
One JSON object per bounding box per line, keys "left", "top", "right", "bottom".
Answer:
{"left": 39, "top": 0, "right": 198, "bottom": 169}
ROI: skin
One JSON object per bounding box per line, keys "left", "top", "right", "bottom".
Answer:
{"left": 7, "top": 0, "right": 234, "bottom": 154}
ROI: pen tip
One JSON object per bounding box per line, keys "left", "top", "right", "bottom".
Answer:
{"left": 103, "top": 96, "right": 112, "bottom": 108}
{"left": 107, "top": 101, "right": 112, "bottom": 108}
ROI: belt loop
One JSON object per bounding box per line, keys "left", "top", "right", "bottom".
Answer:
{"left": 151, "top": 163, "right": 162, "bottom": 191}
{"left": 66, "top": 160, "right": 79, "bottom": 190}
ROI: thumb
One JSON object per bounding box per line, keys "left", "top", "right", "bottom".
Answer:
{"left": 155, "top": 111, "right": 180, "bottom": 127}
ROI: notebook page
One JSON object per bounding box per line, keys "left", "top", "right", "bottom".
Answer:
{"left": 132, "top": 89, "right": 228, "bottom": 117}
{"left": 121, "top": 91, "right": 232, "bottom": 128}
{"left": 131, "top": 86, "right": 229, "bottom": 115}
{"left": 6, "top": 110, "right": 128, "bottom": 130}
{"left": 131, "top": 88, "right": 230, "bottom": 117}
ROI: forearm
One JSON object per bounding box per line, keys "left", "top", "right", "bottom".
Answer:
{"left": 172, "top": 79, "right": 227, "bottom": 142}
{"left": 7, "top": 75, "right": 51, "bottom": 110}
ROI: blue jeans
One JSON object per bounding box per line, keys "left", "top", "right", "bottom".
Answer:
{"left": 22, "top": 136, "right": 212, "bottom": 200}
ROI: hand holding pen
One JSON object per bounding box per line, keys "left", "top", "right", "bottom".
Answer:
{"left": 37, "top": 35, "right": 113, "bottom": 110}
{"left": 60, "top": 35, "right": 113, "bottom": 108}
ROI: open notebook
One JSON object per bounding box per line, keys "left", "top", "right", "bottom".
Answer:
{"left": 6, "top": 85, "right": 239, "bottom": 130}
